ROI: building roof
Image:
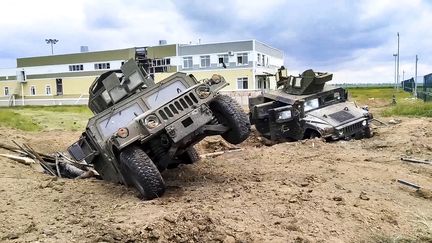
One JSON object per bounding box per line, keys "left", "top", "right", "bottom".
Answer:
{"left": 17, "top": 48, "right": 137, "bottom": 67}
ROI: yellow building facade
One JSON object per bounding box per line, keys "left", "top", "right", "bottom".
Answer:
{"left": 0, "top": 40, "right": 283, "bottom": 106}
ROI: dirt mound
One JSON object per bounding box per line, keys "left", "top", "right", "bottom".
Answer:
{"left": 1, "top": 117, "right": 432, "bottom": 242}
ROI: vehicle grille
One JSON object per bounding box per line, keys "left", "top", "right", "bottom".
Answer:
{"left": 329, "top": 110, "right": 355, "bottom": 122}
{"left": 342, "top": 122, "right": 363, "bottom": 135}
{"left": 157, "top": 92, "right": 199, "bottom": 121}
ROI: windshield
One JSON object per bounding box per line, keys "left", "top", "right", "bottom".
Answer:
{"left": 146, "top": 80, "right": 187, "bottom": 109}
{"left": 97, "top": 103, "right": 144, "bottom": 138}
{"left": 304, "top": 98, "right": 319, "bottom": 112}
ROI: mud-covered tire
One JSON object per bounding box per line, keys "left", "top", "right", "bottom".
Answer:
{"left": 364, "top": 126, "right": 373, "bottom": 138}
{"left": 209, "top": 95, "right": 251, "bottom": 144}
{"left": 179, "top": 146, "right": 200, "bottom": 164}
{"left": 167, "top": 147, "right": 200, "bottom": 169}
{"left": 119, "top": 145, "right": 165, "bottom": 200}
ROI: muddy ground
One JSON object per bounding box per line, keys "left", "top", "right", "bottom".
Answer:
{"left": 1, "top": 116, "right": 432, "bottom": 242}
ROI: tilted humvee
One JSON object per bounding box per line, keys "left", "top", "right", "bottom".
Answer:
{"left": 249, "top": 67, "right": 373, "bottom": 141}
{"left": 68, "top": 59, "right": 250, "bottom": 199}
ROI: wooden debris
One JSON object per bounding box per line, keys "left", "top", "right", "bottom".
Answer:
{"left": 200, "top": 148, "right": 244, "bottom": 158}
{"left": 372, "top": 118, "right": 388, "bottom": 126}
{"left": 401, "top": 157, "right": 432, "bottom": 166}
{"left": 0, "top": 154, "right": 35, "bottom": 165}
{"left": 0, "top": 141, "right": 96, "bottom": 179}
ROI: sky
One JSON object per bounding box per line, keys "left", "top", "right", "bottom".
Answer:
{"left": 0, "top": 0, "right": 431, "bottom": 83}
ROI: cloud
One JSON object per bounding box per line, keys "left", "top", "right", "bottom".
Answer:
{"left": 0, "top": 0, "right": 431, "bottom": 83}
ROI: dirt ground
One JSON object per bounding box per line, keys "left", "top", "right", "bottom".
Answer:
{"left": 1, "top": 116, "right": 432, "bottom": 242}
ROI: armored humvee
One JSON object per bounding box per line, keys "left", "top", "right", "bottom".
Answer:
{"left": 249, "top": 67, "right": 373, "bottom": 141}
{"left": 68, "top": 59, "right": 250, "bottom": 200}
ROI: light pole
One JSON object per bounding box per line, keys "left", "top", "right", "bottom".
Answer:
{"left": 414, "top": 55, "right": 418, "bottom": 98}
{"left": 45, "top": 39, "right": 59, "bottom": 55}
{"left": 393, "top": 53, "right": 398, "bottom": 90}
{"left": 397, "top": 32, "right": 400, "bottom": 91}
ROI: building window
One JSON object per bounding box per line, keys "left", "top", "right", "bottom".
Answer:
{"left": 148, "top": 58, "right": 171, "bottom": 74}
{"left": 237, "top": 77, "right": 248, "bottom": 89}
{"left": 4, "top": 87, "right": 9, "bottom": 96}
{"left": 200, "top": 55, "right": 210, "bottom": 68}
{"left": 257, "top": 53, "right": 261, "bottom": 66}
{"left": 94, "top": 63, "right": 110, "bottom": 70}
{"left": 237, "top": 53, "right": 248, "bottom": 65}
{"left": 69, "top": 64, "right": 84, "bottom": 71}
{"left": 183, "top": 57, "right": 193, "bottom": 69}
{"left": 257, "top": 77, "right": 269, "bottom": 89}
{"left": 30, "top": 86, "right": 36, "bottom": 96}
{"left": 45, "top": 85, "right": 52, "bottom": 95}
{"left": 218, "top": 54, "right": 228, "bottom": 67}
{"left": 56, "top": 78, "right": 63, "bottom": 95}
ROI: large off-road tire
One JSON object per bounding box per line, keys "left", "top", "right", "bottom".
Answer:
{"left": 209, "top": 95, "right": 251, "bottom": 144}
{"left": 119, "top": 145, "right": 165, "bottom": 200}
{"left": 167, "top": 147, "right": 200, "bottom": 169}
{"left": 364, "top": 126, "right": 373, "bottom": 138}
{"left": 179, "top": 146, "right": 200, "bottom": 164}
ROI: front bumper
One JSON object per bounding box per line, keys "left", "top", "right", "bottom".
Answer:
{"left": 165, "top": 104, "right": 214, "bottom": 143}
{"left": 329, "top": 119, "right": 369, "bottom": 139}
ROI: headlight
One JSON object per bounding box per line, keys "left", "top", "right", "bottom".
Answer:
{"left": 277, "top": 110, "right": 292, "bottom": 120}
{"left": 196, "top": 85, "right": 211, "bottom": 99}
{"left": 362, "top": 120, "right": 367, "bottom": 126}
{"left": 210, "top": 74, "right": 222, "bottom": 84}
{"left": 116, "top": 127, "right": 129, "bottom": 138}
{"left": 144, "top": 114, "right": 160, "bottom": 129}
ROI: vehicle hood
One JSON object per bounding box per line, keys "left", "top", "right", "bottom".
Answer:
{"left": 304, "top": 102, "right": 368, "bottom": 127}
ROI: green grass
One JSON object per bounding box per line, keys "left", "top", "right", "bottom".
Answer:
{"left": 346, "top": 87, "right": 432, "bottom": 117}
{"left": 0, "top": 105, "right": 92, "bottom": 132}
{"left": 382, "top": 100, "right": 432, "bottom": 117}
{"left": 0, "top": 109, "right": 41, "bottom": 131}
{"left": 348, "top": 87, "right": 411, "bottom": 104}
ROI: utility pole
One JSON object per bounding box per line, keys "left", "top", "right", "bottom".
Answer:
{"left": 402, "top": 70, "right": 405, "bottom": 90}
{"left": 45, "top": 39, "right": 59, "bottom": 55}
{"left": 397, "top": 32, "right": 400, "bottom": 91}
{"left": 414, "top": 55, "right": 418, "bottom": 98}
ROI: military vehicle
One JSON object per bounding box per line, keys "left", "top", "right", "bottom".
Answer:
{"left": 249, "top": 67, "right": 373, "bottom": 141}
{"left": 68, "top": 59, "right": 250, "bottom": 200}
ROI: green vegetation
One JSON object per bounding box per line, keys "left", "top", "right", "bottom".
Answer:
{"left": 348, "top": 87, "right": 411, "bottom": 104}
{"left": 346, "top": 87, "right": 431, "bottom": 117}
{"left": 382, "top": 100, "right": 432, "bottom": 117}
{"left": 0, "top": 105, "right": 91, "bottom": 132}
{"left": 0, "top": 109, "right": 41, "bottom": 131}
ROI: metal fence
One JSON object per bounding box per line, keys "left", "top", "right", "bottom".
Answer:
{"left": 402, "top": 78, "right": 416, "bottom": 93}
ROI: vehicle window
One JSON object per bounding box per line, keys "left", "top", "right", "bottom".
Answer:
{"left": 323, "top": 92, "right": 341, "bottom": 104}
{"left": 304, "top": 98, "right": 319, "bottom": 111}
{"left": 97, "top": 103, "right": 144, "bottom": 138}
{"left": 294, "top": 77, "right": 302, "bottom": 88}
{"left": 146, "top": 80, "right": 187, "bottom": 109}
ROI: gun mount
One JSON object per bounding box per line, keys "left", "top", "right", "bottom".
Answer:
{"left": 276, "top": 67, "right": 333, "bottom": 95}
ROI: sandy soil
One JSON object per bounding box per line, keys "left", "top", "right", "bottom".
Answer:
{"left": 1, "top": 116, "right": 432, "bottom": 242}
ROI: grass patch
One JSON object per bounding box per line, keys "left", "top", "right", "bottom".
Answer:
{"left": 0, "top": 105, "right": 92, "bottom": 132}
{"left": 382, "top": 100, "right": 432, "bottom": 117}
{"left": 345, "top": 87, "right": 432, "bottom": 117}
{"left": 348, "top": 87, "right": 411, "bottom": 104}
{"left": 0, "top": 109, "right": 41, "bottom": 131}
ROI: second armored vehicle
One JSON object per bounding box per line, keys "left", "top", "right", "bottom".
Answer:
{"left": 68, "top": 59, "right": 250, "bottom": 200}
{"left": 249, "top": 67, "right": 373, "bottom": 141}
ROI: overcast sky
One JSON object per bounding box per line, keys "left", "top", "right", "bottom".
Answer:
{"left": 0, "top": 0, "right": 431, "bottom": 83}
